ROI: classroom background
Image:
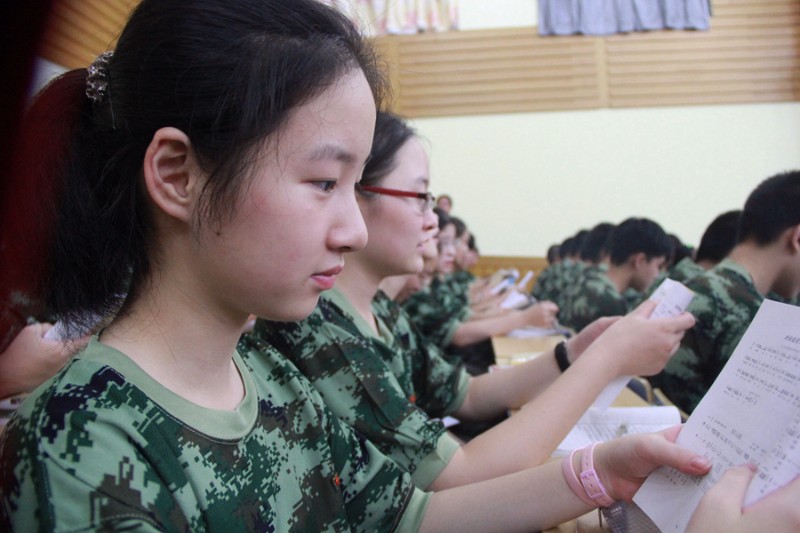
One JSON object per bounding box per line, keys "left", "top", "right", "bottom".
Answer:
{"left": 31, "top": 0, "right": 800, "bottom": 257}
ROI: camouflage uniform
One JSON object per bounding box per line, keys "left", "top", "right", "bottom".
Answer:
{"left": 531, "top": 260, "right": 586, "bottom": 310}
{"left": 651, "top": 258, "right": 765, "bottom": 414}
{"left": 0, "top": 335, "right": 427, "bottom": 532}
{"left": 448, "top": 270, "right": 475, "bottom": 303}
{"left": 402, "top": 276, "right": 470, "bottom": 348}
{"left": 668, "top": 257, "right": 705, "bottom": 284}
{"left": 558, "top": 265, "right": 628, "bottom": 332}
{"left": 254, "top": 288, "right": 469, "bottom": 489}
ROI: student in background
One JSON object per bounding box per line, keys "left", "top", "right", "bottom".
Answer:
{"left": 676, "top": 209, "right": 742, "bottom": 280}
{"left": 436, "top": 193, "right": 453, "bottom": 214}
{"left": 253, "top": 111, "right": 698, "bottom": 492}
{"left": 653, "top": 171, "right": 800, "bottom": 414}
{"left": 559, "top": 217, "right": 673, "bottom": 332}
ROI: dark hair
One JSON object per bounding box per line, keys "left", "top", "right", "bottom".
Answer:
{"left": 738, "top": 171, "right": 800, "bottom": 245}
{"left": 546, "top": 244, "right": 560, "bottom": 264}
{"left": 696, "top": 210, "right": 741, "bottom": 263}
{"left": 29, "top": 0, "right": 385, "bottom": 334}
{"left": 467, "top": 233, "right": 477, "bottom": 252}
{"left": 559, "top": 237, "right": 577, "bottom": 259}
{"left": 609, "top": 217, "right": 672, "bottom": 266}
{"left": 580, "top": 222, "right": 615, "bottom": 263}
{"left": 361, "top": 111, "right": 416, "bottom": 187}
{"left": 434, "top": 207, "right": 451, "bottom": 231}
{"left": 449, "top": 216, "right": 468, "bottom": 239}
{"left": 668, "top": 234, "right": 693, "bottom": 268}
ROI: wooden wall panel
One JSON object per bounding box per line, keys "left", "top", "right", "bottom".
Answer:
{"left": 378, "top": 0, "right": 800, "bottom": 117}
{"left": 35, "top": 0, "right": 799, "bottom": 114}
{"left": 38, "top": 0, "right": 139, "bottom": 69}
{"left": 605, "top": 1, "right": 800, "bottom": 108}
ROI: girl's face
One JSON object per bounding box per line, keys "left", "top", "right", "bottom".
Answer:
{"left": 436, "top": 223, "right": 457, "bottom": 273}
{"left": 357, "top": 136, "right": 438, "bottom": 278}
{"left": 196, "top": 69, "right": 375, "bottom": 322}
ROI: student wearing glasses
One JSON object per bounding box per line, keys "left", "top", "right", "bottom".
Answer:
{"left": 253, "top": 111, "right": 698, "bottom": 491}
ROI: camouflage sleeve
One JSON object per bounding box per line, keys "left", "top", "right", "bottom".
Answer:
{"left": 410, "top": 339, "right": 470, "bottom": 418}
{"left": 559, "top": 273, "right": 627, "bottom": 332}
{"left": 652, "top": 289, "right": 724, "bottom": 413}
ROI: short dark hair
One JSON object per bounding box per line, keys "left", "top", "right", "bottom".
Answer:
{"left": 738, "top": 170, "right": 800, "bottom": 245}
{"left": 668, "top": 234, "right": 693, "bottom": 268}
{"left": 695, "top": 210, "right": 741, "bottom": 263}
{"left": 547, "top": 244, "right": 560, "bottom": 264}
{"left": 29, "top": 0, "right": 385, "bottom": 334}
{"left": 580, "top": 222, "right": 615, "bottom": 263}
{"left": 609, "top": 218, "right": 672, "bottom": 266}
{"left": 559, "top": 237, "right": 577, "bottom": 259}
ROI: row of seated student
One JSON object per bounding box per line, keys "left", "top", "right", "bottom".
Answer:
{"left": 2, "top": 1, "right": 799, "bottom": 529}
{"left": 531, "top": 171, "right": 800, "bottom": 419}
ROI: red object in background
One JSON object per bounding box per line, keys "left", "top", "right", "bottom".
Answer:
{"left": 0, "top": 0, "right": 58, "bottom": 352}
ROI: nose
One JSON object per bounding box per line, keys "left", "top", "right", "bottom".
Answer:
{"left": 329, "top": 188, "right": 368, "bottom": 253}
{"left": 422, "top": 203, "right": 438, "bottom": 231}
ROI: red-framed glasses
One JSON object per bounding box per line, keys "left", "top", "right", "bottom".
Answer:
{"left": 356, "top": 184, "right": 436, "bottom": 213}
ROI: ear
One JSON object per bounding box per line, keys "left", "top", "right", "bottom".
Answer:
{"left": 630, "top": 252, "right": 647, "bottom": 269}
{"left": 788, "top": 224, "right": 800, "bottom": 254}
{"left": 142, "top": 127, "right": 201, "bottom": 223}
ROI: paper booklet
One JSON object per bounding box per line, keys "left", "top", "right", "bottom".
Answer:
{"left": 554, "top": 405, "right": 681, "bottom": 457}
{"left": 634, "top": 299, "right": 800, "bottom": 532}
{"left": 592, "top": 278, "right": 695, "bottom": 411}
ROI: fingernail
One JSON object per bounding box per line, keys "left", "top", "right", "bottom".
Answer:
{"left": 741, "top": 463, "right": 757, "bottom": 473}
{"left": 690, "top": 457, "right": 711, "bottom": 469}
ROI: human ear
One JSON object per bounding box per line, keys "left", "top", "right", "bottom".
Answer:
{"left": 788, "top": 225, "right": 800, "bottom": 254}
{"left": 142, "top": 127, "right": 201, "bottom": 223}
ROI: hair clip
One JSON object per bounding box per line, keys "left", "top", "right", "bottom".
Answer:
{"left": 86, "top": 51, "right": 113, "bottom": 104}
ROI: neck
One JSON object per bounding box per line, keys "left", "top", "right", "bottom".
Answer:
{"left": 605, "top": 264, "right": 631, "bottom": 294}
{"left": 101, "top": 265, "right": 246, "bottom": 410}
{"left": 728, "top": 241, "right": 785, "bottom": 296}
{"left": 336, "top": 255, "right": 383, "bottom": 332}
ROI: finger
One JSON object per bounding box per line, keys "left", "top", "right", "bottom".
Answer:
{"left": 630, "top": 299, "right": 657, "bottom": 318}
{"left": 703, "top": 465, "right": 755, "bottom": 513}
{"left": 641, "top": 437, "right": 712, "bottom": 477}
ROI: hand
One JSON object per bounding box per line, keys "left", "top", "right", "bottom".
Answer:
{"left": 686, "top": 466, "right": 800, "bottom": 533}
{"left": 564, "top": 316, "right": 620, "bottom": 363}
{"left": 0, "top": 322, "right": 84, "bottom": 398}
{"left": 523, "top": 301, "right": 559, "bottom": 328}
{"left": 586, "top": 299, "right": 695, "bottom": 377}
{"left": 592, "top": 425, "right": 711, "bottom": 502}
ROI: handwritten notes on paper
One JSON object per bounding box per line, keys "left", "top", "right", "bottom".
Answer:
{"left": 634, "top": 299, "right": 800, "bottom": 532}
{"left": 593, "top": 278, "right": 695, "bottom": 411}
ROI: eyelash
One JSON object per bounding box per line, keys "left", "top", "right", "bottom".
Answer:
{"left": 312, "top": 180, "right": 337, "bottom": 192}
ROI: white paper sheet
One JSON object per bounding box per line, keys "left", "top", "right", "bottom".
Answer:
{"left": 634, "top": 299, "right": 800, "bottom": 532}
{"left": 592, "top": 279, "right": 695, "bottom": 411}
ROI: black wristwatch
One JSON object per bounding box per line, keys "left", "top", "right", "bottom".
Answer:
{"left": 555, "top": 341, "right": 570, "bottom": 372}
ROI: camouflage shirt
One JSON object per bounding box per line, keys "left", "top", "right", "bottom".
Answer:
{"left": 402, "top": 276, "right": 470, "bottom": 348}
{"left": 253, "top": 289, "right": 469, "bottom": 489}
{"left": 558, "top": 265, "right": 628, "bottom": 332}
{"left": 651, "top": 258, "right": 765, "bottom": 414}
{"left": 668, "top": 257, "right": 705, "bottom": 284}
{"left": 0, "top": 335, "right": 427, "bottom": 532}
{"left": 531, "top": 260, "right": 586, "bottom": 309}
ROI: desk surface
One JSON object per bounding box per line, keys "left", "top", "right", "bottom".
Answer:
{"left": 492, "top": 333, "right": 565, "bottom": 358}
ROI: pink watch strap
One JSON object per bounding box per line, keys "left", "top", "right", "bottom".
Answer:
{"left": 579, "top": 442, "right": 616, "bottom": 508}
{"left": 561, "top": 448, "right": 596, "bottom": 507}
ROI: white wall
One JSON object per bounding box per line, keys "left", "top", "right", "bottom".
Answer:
{"left": 458, "top": 0, "right": 537, "bottom": 29}
{"left": 405, "top": 1, "right": 800, "bottom": 257}
{"left": 411, "top": 103, "right": 800, "bottom": 256}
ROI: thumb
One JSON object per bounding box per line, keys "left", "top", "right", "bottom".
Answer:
{"left": 704, "top": 465, "right": 756, "bottom": 512}
{"left": 630, "top": 298, "right": 657, "bottom": 319}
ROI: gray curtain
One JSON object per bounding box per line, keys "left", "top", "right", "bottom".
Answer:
{"left": 538, "top": 0, "right": 711, "bottom": 36}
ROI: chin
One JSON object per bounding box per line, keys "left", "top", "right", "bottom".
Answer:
{"left": 259, "top": 297, "right": 320, "bottom": 323}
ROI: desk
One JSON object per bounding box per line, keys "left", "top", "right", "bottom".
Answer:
{"left": 492, "top": 333, "right": 565, "bottom": 358}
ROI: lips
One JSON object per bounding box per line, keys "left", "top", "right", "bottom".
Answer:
{"left": 311, "top": 264, "right": 343, "bottom": 290}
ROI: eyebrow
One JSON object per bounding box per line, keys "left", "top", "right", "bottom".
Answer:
{"left": 308, "top": 144, "right": 357, "bottom": 165}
